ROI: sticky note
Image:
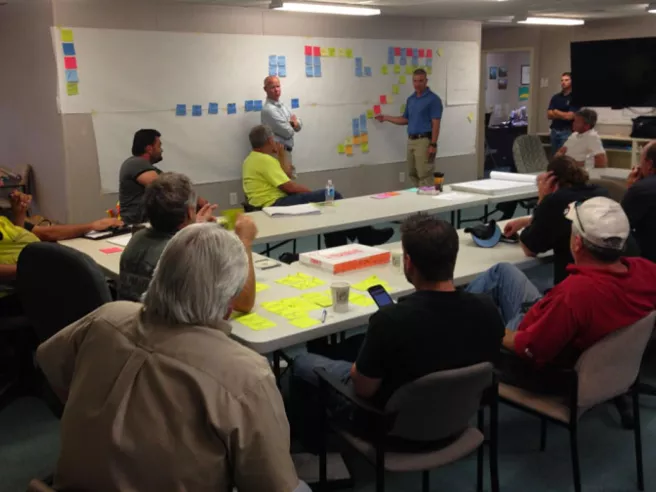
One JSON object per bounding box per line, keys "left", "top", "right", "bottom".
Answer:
{"left": 304, "top": 45, "right": 312, "bottom": 55}
{"left": 426, "top": 49, "right": 433, "bottom": 58}
{"left": 100, "top": 247, "right": 122, "bottom": 254}
{"left": 372, "top": 192, "right": 400, "bottom": 199}
{"left": 413, "top": 48, "right": 419, "bottom": 57}
{"left": 254, "top": 100, "right": 263, "bottom": 111}
{"left": 338, "top": 48, "right": 346, "bottom": 57}
{"left": 278, "top": 66, "right": 286, "bottom": 77}
{"left": 392, "top": 85, "right": 400, "bottom": 95}
{"left": 245, "top": 100, "right": 254, "bottom": 112}
{"left": 291, "top": 98, "right": 300, "bottom": 109}
{"left": 227, "top": 103, "right": 237, "bottom": 115}
{"left": 269, "top": 55, "right": 277, "bottom": 67}
{"left": 387, "top": 48, "right": 395, "bottom": 65}
{"left": 345, "top": 48, "right": 353, "bottom": 58}
{"left": 305, "top": 65, "right": 314, "bottom": 77}
{"left": 373, "top": 105, "right": 382, "bottom": 115}
{"left": 207, "top": 102, "right": 219, "bottom": 115}
{"left": 350, "top": 293, "right": 375, "bottom": 307}
{"left": 366, "top": 109, "right": 374, "bottom": 119}
{"left": 361, "top": 142, "right": 369, "bottom": 153}
{"left": 305, "top": 55, "right": 313, "bottom": 66}
{"left": 355, "top": 66, "right": 363, "bottom": 77}
{"left": 345, "top": 145, "right": 353, "bottom": 156}
{"left": 277, "top": 56, "right": 286, "bottom": 67}
{"left": 314, "top": 65, "right": 322, "bottom": 77}
{"left": 399, "top": 75, "right": 406, "bottom": 84}
{"left": 276, "top": 273, "right": 325, "bottom": 290}
{"left": 313, "top": 46, "right": 321, "bottom": 56}
{"left": 235, "top": 313, "right": 276, "bottom": 331}
{"left": 192, "top": 105, "right": 202, "bottom": 116}
{"left": 65, "top": 69, "right": 78, "bottom": 83}
{"left": 344, "top": 137, "right": 353, "bottom": 145}
{"left": 320, "top": 47, "right": 329, "bottom": 57}
{"left": 302, "top": 292, "right": 333, "bottom": 308}
{"left": 64, "top": 57, "right": 77, "bottom": 69}
{"left": 352, "top": 118, "right": 360, "bottom": 136}
{"left": 406, "top": 48, "right": 413, "bottom": 56}
{"left": 380, "top": 95, "right": 387, "bottom": 104}
{"left": 60, "top": 28, "right": 74, "bottom": 42}
{"left": 394, "top": 64, "right": 401, "bottom": 74}
{"left": 400, "top": 104, "right": 406, "bottom": 114}
{"left": 400, "top": 55, "right": 407, "bottom": 66}
{"left": 364, "top": 67, "right": 372, "bottom": 77}
{"left": 405, "top": 66, "right": 414, "bottom": 75}
{"left": 337, "top": 144, "right": 345, "bottom": 154}
{"left": 269, "top": 66, "right": 277, "bottom": 76}
{"left": 360, "top": 114, "right": 367, "bottom": 132}
{"left": 62, "top": 43, "right": 75, "bottom": 56}
{"left": 426, "top": 67, "right": 432, "bottom": 75}
{"left": 412, "top": 56, "right": 419, "bottom": 66}
{"left": 394, "top": 47, "right": 401, "bottom": 56}
{"left": 381, "top": 65, "right": 389, "bottom": 75}
{"left": 290, "top": 317, "right": 320, "bottom": 329}
{"left": 221, "top": 208, "right": 242, "bottom": 230}
{"left": 175, "top": 104, "right": 186, "bottom": 116}
{"left": 352, "top": 275, "right": 392, "bottom": 292}
{"left": 419, "top": 48, "right": 425, "bottom": 58}
{"left": 387, "top": 95, "right": 394, "bottom": 104}
{"left": 328, "top": 47, "right": 336, "bottom": 57}
{"left": 353, "top": 135, "right": 362, "bottom": 145}
{"left": 355, "top": 57, "right": 363, "bottom": 68}
{"left": 437, "top": 48, "right": 444, "bottom": 57}
{"left": 256, "top": 283, "right": 270, "bottom": 293}
{"left": 426, "top": 58, "right": 433, "bottom": 68}
{"left": 467, "top": 112, "right": 475, "bottom": 122}
{"left": 314, "top": 56, "right": 321, "bottom": 67}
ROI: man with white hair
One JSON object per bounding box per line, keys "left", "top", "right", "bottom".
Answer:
{"left": 36, "top": 224, "right": 308, "bottom": 492}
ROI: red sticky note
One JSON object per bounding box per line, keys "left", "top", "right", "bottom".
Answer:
{"left": 380, "top": 95, "right": 387, "bottom": 104}
{"left": 304, "top": 45, "right": 312, "bottom": 55}
{"left": 100, "top": 247, "right": 123, "bottom": 255}
{"left": 394, "top": 47, "right": 401, "bottom": 56}
{"left": 64, "top": 56, "right": 77, "bottom": 69}
{"left": 313, "top": 46, "right": 321, "bottom": 57}
{"left": 373, "top": 105, "right": 381, "bottom": 115}
{"left": 426, "top": 49, "right": 433, "bottom": 59}
{"left": 419, "top": 48, "right": 425, "bottom": 57}
{"left": 406, "top": 48, "right": 413, "bottom": 56}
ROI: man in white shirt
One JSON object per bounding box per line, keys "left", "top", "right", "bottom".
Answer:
{"left": 261, "top": 76, "right": 301, "bottom": 177}
{"left": 556, "top": 108, "right": 608, "bottom": 168}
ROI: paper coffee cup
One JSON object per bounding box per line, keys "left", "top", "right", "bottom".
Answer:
{"left": 331, "top": 282, "right": 350, "bottom": 313}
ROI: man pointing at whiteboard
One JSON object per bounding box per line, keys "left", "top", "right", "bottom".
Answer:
{"left": 376, "top": 68, "right": 443, "bottom": 187}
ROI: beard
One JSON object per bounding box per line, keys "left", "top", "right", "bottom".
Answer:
{"left": 150, "top": 153, "right": 163, "bottom": 165}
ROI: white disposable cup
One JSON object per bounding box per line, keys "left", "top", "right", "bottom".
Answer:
{"left": 331, "top": 282, "right": 350, "bottom": 313}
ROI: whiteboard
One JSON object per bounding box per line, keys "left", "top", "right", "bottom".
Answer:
{"left": 51, "top": 27, "right": 479, "bottom": 192}
{"left": 592, "top": 107, "right": 656, "bottom": 126}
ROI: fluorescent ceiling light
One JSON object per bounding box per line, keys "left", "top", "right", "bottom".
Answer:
{"left": 517, "top": 16, "right": 585, "bottom": 26}
{"left": 648, "top": 3, "right": 656, "bottom": 13}
{"left": 271, "top": 2, "right": 381, "bottom": 16}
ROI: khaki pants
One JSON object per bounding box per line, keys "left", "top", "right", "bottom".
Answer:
{"left": 406, "top": 138, "right": 434, "bottom": 187}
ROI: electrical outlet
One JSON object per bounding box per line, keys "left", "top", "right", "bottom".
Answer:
{"left": 229, "top": 192, "right": 238, "bottom": 206}
{"left": 399, "top": 172, "right": 406, "bottom": 183}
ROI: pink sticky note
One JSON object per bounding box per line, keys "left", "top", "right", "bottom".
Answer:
{"left": 406, "top": 48, "right": 413, "bottom": 56}
{"left": 419, "top": 48, "right": 425, "bottom": 57}
{"left": 313, "top": 46, "right": 321, "bottom": 57}
{"left": 100, "top": 247, "right": 123, "bottom": 254}
{"left": 394, "top": 47, "right": 401, "bottom": 56}
{"left": 304, "top": 45, "right": 312, "bottom": 55}
{"left": 373, "top": 105, "right": 381, "bottom": 115}
{"left": 380, "top": 95, "right": 387, "bottom": 104}
{"left": 372, "top": 192, "right": 401, "bottom": 199}
{"left": 64, "top": 56, "right": 77, "bottom": 69}
{"left": 426, "top": 49, "right": 433, "bottom": 59}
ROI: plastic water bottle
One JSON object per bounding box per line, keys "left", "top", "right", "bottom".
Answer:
{"left": 325, "top": 179, "right": 335, "bottom": 204}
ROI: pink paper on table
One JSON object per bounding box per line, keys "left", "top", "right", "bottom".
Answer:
{"left": 100, "top": 247, "right": 123, "bottom": 254}
{"left": 426, "top": 49, "right": 433, "bottom": 58}
{"left": 304, "top": 45, "right": 312, "bottom": 55}
{"left": 394, "top": 47, "right": 401, "bottom": 56}
{"left": 64, "top": 57, "right": 77, "bottom": 69}
{"left": 373, "top": 105, "right": 381, "bottom": 115}
{"left": 418, "top": 48, "right": 425, "bottom": 57}
{"left": 406, "top": 48, "right": 413, "bottom": 56}
{"left": 379, "top": 95, "right": 387, "bottom": 104}
{"left": 372, "top": 192, "right": 401, "bottom": 199}
{"left": 313, "top": 46, "right": 321, "bottom": 56}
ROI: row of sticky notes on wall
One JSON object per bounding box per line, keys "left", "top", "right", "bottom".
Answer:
{"left": 386, "top": 46, "right": 434, "bottom": 65}
{"left": 305, "top": 46, "right": 354, "bottom": 59}
{"left": 268, "top": 55, "right": 287, "bottom": 77}
{"left": 382, "top": 64, "right": 433, "bottom": 76}
{"left": 305, "top": 55, "right": 322, "bottom": 78}
{"left": 175, "top": 99, "right": 300, "bottom": 116}
{"left": 60, "top": 28, "right": 79, "bottom": 96}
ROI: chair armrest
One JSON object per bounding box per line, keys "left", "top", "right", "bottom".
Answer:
{"left": 314, "top": 367, "right": 384, "bottom": 416}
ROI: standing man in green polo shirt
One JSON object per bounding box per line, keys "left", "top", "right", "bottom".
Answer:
{"left": 375, "top": 68, "right": 444, "bottom": 187}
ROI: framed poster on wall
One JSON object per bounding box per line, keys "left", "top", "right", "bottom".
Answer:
{"left": 521, "top": 64, "right": 530, "bottom": 85}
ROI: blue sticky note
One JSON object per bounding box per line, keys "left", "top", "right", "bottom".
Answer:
{"left": 355, "top": 66, "right": 363, "bottom": 77}
{"left": 412, "top": 56, "right": 419, "bottom": 66}
{"left": 355, "top": 57, "right": 363, "bottom": 68}
{"left": 175, "top": 104, "right": 186, "bottom": 116}
{"left": 314, "top": 56, "right": 321, "bottom": 67}
{"left": 277, "top": 56, "right": 286, "bottom": 67}
{"left": 65, "top": 69, "right": 78, "bottom": 83}
{"left": 278, "top": 66, "right": 287, "bottom": 78}
{"left": 254, "top": 100, "right": 263, "bottom": 112}
{"left": 306, "top": 65, "right": 314, "bottom": 77}
{"left": 269, "top": 66, "right": 277, "bottom": 76}
{"left": 305, "top": 55, "right": 313, "bottom": 66}
{"left": 227, "top": 103, "right": 237, "bottom": 115}
{"left": 426, "top": 58, "right": 433, "bottom": 68}
{"left": 413, "top": 48, "right": 419, "bottom": 57}
{"left": 352, "top": 118, "right": 360, "bottom": 136}
{"left": 208, "top": 102, "right": 219, "bottom": 115}
{"left": 291, "top": 98, "right": 300, "bottom": 109}
{"left": 62, "top": 43, "right": 76, "bottom": 56}
{"left": 314, "top": 65, "right": 322, "bottom": 77}
{"left": 359, "top": 114, "right": 367, "bottom": 132}
{"left": 388, "top": 52, "right": 395, "bottom": 65}
{"left": 364, "top": 67, "right": 372, "bottom": 77}
{"left": 400, "top": 55, "right": 407, "bottom": 66}
{"left": 192, "top": 105, "right": 202, "bottom": 117}
{"left": 245, "top": 100, "right": 254, "bottom": 112}
{"left": 269, "top": 55, "right": 277, "bottom": 67}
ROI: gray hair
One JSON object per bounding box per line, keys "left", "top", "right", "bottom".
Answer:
{"left": 144, "top": 172, "right": 197, "bottom": 233}
{"left": 249, "top": 124, "right": 274, "bottom": 149}
{"left": 142, "top": 223, "right": 248, "bottom": 329}
{"left": 576, "top": 108, "right": 598, "bottom": 129}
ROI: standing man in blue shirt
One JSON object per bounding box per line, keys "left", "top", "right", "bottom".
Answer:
{"left": 261, "top": 76, "right": 301, "bottom": 177}
{"left": 547, "top": 72, "right": 577, "bottom": 153}
{"left": 375, "top": 68, "right": 443, "bottom": 187}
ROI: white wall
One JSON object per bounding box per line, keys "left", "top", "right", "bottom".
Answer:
{"left": 485, "top": 51, "right": 530, "bottom": 118}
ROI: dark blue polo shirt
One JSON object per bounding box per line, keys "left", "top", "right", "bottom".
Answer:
{"left": 403, "top": 88, "right": 443, "bottom": 136}
{"left": 548, "top": 91, "right": 577, "bottom": 131}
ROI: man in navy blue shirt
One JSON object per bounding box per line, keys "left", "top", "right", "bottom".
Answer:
{"left": 376, "top": 69, "right": 443, "bottom": 187}
{"left": 547, "top": 72, "right": 577, "bottom": 153}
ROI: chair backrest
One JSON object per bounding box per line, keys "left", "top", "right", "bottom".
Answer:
{"left": 384, "top": 362, "right": 493, "bottom": 442}
{"left": 575, "top": 311, "right": 656, "bottom": 408}
{"left": 241, "top": 201, "right": 262, "bottom": 213}
{"left": 588, "top": 178, "right": 628, "bottom": 203}
{"left": 512, "top": 135, "right": 550, "bottom": 174}
{"left": 26, "top": 480, "right": 56, "bottom": 492}
{"left": 16, "top": 242, "right": 112, "bottom": 343}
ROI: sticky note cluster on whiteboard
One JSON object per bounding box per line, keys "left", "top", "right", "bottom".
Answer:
{"left": 268, "top": 55, "right": 287, "bottom": 78}
{"left": 304, "top": 46, "right": 322, "bottom": 77}
{"left": 60, "top": 28, "right": 79, "bottom": 96}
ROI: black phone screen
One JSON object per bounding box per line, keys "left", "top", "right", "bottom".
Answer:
{"left": 367, "top": 284, "right": 394, "bottom": 307}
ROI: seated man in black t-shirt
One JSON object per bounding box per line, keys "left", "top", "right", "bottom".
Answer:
{"left": 292, "top": 214, "right": 504, "bottom": 414}
{"left": 502, "top": 156, "right": 608, "bottom": 284}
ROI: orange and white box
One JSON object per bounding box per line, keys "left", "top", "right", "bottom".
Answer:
{"left": 299, "top": 245, "right": 391, "bottom": 274}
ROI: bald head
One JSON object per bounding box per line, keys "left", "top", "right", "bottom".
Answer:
{"left": 639, "top": 140, "right": 656, "bottom": 177}
{"left": 264, "top": 76, "right": 281, "bottom": 101}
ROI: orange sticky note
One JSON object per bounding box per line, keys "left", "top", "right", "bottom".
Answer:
{"left": 353, "top": 135, "right": 362, "bottom": 145}
{"left": 345, "top": 145, "right": 353, "bottom": 156}
{"left": 361, "top": 134, "right": 369, "bottom": 144}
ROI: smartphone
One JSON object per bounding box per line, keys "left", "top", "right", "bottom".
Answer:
{"left": 367, "top": 284, "right": 394, "bottom": 308}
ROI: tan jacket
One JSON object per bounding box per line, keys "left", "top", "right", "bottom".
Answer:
{"left": 37, "top": 301, "right": 299, "bottom": 492}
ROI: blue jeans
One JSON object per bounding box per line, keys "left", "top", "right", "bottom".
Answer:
{"left": 550, "top": 128, "right": 571, "bottom": 154}
{"left": 465, "top": 263, "right": 542, "bottom": 331}
{"left": 273, "top": 189, "right": 343, "bottom": 206}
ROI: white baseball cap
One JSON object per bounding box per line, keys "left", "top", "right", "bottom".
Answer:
{"left": 565, "top": 197, "right": 630, "bottom": 251}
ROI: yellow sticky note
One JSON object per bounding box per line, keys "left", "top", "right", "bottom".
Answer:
{"left": 290, "top": 316, "right": 321, "bottom": 329}
{"left": 255, "top": 283, "right": 269, "bottom": 293}
{"left": 399, "top": 75, "right": 407, "bottom": 84}
{"left": 275, "top": 273, "right": 325, "bottom": 291}
{"left": 320, "top": 47, "right": 329, "bottom": 57}
{"left": 426, "top": 67, "right": 432, "bottom": 75}
{"left": 328, "top": 47, "right": 336, "bottom": 57}
{"left": 366, "top": 109, "right": 374, "bottom": 119}
{"left": 345, "top": 48, "right": 353, "bottom": 58}
{"left": 400, "top": 104, "right": 406, "bottom": 114}
{"left": 437, "top": 48, "right": 444, "bottom": 57}
{"left": 338, "top": 48, "right": 347, "bottom": 57}
{"left": 361, "top": 133, "right": 369, "bottom": 144}
{"left": 337, "top": 144, "right": 345, "bottom": 154}
{"left": 349, "top": 293, "right": 375, "bottom": 307}
{"left": 387, "top": 95, "right": 394, "bottom": 104}
{"left": 381, "top": 65, "right": 389, "bottom": 75}
{"left": 66, "top": 82, "right": 79, "bottom": 96}
{"left": 353, "top": 135, "right": 362, "bottom": 145}
{"left": 346, "top": 145, "right": 353, "bottom": 156}
{"left": 352, "top": 275, "right": 392, "bottom": 292}
{"left": 467, "top": 112, "right": 475, "bottom": 123}
{"left": 302, "top": 292, "right": 333, "bottom": 308}
{"left": 405, "top": 66, "right": 414, "bottom": 75}
{"left": 235, "top": 313, "right": 276, "bottom": 331}
{"left": 221, "top": 207, "right": 244, "bottom": 231}
{"left": 392, "top": 85, "right": 400, "bottom": 95}
{"left": 345, "top": 137, "right": 353, "bottom": 145}
{"left": 361, "top": 143, "right": 369, "bottom": 154}
{"left": 394, "top": 64, "right": 401, "bottom": 74}
{"left": 60, "top": 28, "right": 74, "bottom": 42}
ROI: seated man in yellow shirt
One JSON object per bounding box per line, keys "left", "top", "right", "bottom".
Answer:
{"left": 243, "top": 125, "right": 393, "bottom": 248}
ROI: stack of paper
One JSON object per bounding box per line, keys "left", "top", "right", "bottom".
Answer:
{"left": 107, "top": 234, "right": 132, "bottom": 247}
{"left": 262, "top": 204, "right": 321, "bottom": 217}
{"left": 300, "top": 245, "right": 391, "bottom": 274}
{"left": 451, "top": 171, "right": 537, "bottom": 196}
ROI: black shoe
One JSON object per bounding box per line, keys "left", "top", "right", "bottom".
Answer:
{"left": 358, "top": 227, "right": 394, "bottom": 246}
{"left": 279, "top": 253, "right": 299, "bottom": 264}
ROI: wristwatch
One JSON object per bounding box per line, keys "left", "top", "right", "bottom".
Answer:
{"left": 429, "top": 143, "right": 437, "bottom": 149}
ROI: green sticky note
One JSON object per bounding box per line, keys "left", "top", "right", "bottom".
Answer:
{"left": 337, "top": 144, "right": 345, "bottom": 154}
{"left": 381, "top": 65, "right": 388, "bottom": 75}
{"left": 320, "top": 47, "right": 329, "bottom": 57}
{"left": 394, "top": 64, "right": 401, "bottom": 74}
{"left": 328, "top": 47, "right": 336, "bottom": 57}
{"left": 426, "top": 67, "right": 432, "bottom": 75}
{"left": 221, "top": 207, "right": 243, "bottom": 231}
{"left": 255, "top": 283, "right": 269, "bottom": 293}
{"left": 400, "top": 104, "right": 406, "bottom": 114}
{"left": 61, "top": 28, "right": 74, "bottom": 42}
{"left": 405, "top": 66, "right": 413, "bottom": 75}
{"left": 392, "top": 85, "right": 400, "bottom": 95}
{"left": 66, "top": 82, "right": 79, "bottom": 96}
{"left": 437, "top": 48, "right": 444, "bottom": 57}
{"left": 399, "top": 75, "right": 407, "bottom": 84}
{"left": 345, "top": 48, "right": 353, "bottom": 58}
{"left": 338, "top": 48, "right": 346, "bottom": 57}
{"left": 366, "top": 109, "right": 374, "bottom": 119}
{"left": 361, "top": 143, "right": 369, "bottom": 153}
{"left": 235, "top": 313, "right": 276, "bottom": 331}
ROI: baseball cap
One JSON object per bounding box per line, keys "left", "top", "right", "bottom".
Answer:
{"left": 564, "top": 197, "right": 630, "bottom": 250}
{"left": 464, "top": 220, "right": 502, "bottom": 248}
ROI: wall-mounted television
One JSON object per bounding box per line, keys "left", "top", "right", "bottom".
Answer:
{"left": 570, "top": 37, "right": 656, "bottom": 109}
